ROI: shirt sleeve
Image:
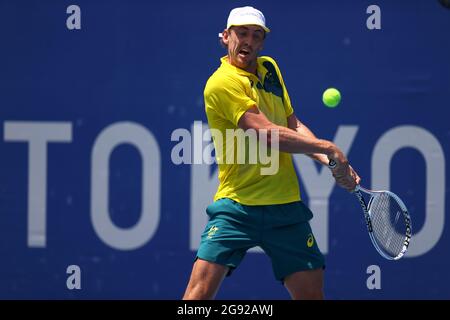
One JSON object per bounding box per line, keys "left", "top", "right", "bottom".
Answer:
{"left": 204, "top": 76, "right": 256, "bottom": 127}
{"left": 282, "top": 84, "right": 294, "bottom": 117}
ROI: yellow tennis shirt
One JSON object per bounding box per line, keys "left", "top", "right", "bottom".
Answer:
{"left": 204, "top": 56, "right": 301, "bottom": 205}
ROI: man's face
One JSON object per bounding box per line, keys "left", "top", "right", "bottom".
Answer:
{"left": 223, "top": 25, "right": 265, "bottom": 73}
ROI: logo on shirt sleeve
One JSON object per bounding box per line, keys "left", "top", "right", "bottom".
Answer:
{"left": 261, "top": 61, "right": 283, "bottom": 98}
{"left": 207, "top": 225, "right": 219, "bottom": 239}
{"left": 307, "top": 233, "right": 315, "bottom": 248}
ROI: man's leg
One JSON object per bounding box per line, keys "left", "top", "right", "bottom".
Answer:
{"left": 283, "top": 268, "right": 324, "bottom": 300}
{"left": 183, "top": 258, "right": 229, "bottom": 300}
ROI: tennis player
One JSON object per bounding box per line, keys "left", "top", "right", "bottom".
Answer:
{"left": 183, "top": 6, "right": 360, "bottom": 300}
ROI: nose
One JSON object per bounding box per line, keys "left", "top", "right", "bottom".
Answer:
{"left": 244, "top": 33, "right": 255, "bottom": 48}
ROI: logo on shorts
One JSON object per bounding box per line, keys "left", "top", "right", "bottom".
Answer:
{"left": 207, "top": 225, "right": 219, "bottom": 239}
{"left": 307, "top": 233, "right": 314, "bottom": 248}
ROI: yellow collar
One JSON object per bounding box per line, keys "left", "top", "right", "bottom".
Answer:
{"left": 220, "top": 56, "right": 261, "bottom": 81}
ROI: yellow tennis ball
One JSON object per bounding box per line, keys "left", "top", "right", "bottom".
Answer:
{"left": 322, "top": 88, "right": 341, "bottom": 108}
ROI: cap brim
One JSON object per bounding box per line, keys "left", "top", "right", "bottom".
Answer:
{"left": 228, "top": 23, "right": 270, "bottom": 33}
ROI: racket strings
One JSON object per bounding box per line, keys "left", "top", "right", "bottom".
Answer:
{"left": 369, "top": 193, "right": 406, "bottom": 257}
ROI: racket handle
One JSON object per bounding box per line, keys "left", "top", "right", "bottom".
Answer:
{"left": 329, "top": 158, "right": 361, "bottom": 193}
{"left": 328, "top": 158, "right": 337, "bottom": 169}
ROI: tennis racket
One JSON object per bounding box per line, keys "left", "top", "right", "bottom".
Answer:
{"left": 329, "top": 159, "right": 412, "bottom": 260}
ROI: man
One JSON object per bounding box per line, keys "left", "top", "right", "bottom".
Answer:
{"left": 183, "top": 6, "right": 360, "bottom": 300}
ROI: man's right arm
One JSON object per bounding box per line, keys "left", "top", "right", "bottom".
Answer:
{"left": 238, "top": 106, "right": 359, "bottom": 190}
{"left": 238, "top": 106, "right": 346, "bottom": 163}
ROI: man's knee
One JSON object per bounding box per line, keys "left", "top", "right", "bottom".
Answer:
{"left": 284, "top": 268, "right": 324, "bottom": 300}
{"left": 183, "top": 282, "right": 215, "bottom": 300}
{"left": 183, "top": 259, "right": 229, "bottom": 300}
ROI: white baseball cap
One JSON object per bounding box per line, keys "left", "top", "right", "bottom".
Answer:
{"left": 226, "top": 6, "right": 270, "bottom": 33}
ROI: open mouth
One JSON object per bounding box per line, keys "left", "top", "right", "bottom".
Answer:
{"left": 238, "top": 48, "right": 251, "bottom": 57}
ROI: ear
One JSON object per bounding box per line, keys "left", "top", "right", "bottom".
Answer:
{"left": 222, "top": 29, "right": 230, "bottom": 45}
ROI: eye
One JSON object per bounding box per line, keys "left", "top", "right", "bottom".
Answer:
{"left": 253, "top": 33, "right": 263, "bottom": 41}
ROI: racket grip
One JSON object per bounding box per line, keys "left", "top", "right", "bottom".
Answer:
{"left": 328, "top": 159, "right": 337, "bottom": 169}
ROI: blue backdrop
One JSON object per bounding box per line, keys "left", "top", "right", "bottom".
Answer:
{"left": 0, "top": 0, "right": 449, "bottom": 299}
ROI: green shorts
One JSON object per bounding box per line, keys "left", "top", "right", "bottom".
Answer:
{"left": 196, "top": 198, "right": 325, "bottom": 282}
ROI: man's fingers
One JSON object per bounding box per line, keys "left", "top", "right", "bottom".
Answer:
{"left": 332, "top": 167, "right": 349, "bottom": 179}
{"left": 334, "top": 173, "right": 358, "bottom": 191}
{"left": 349, "top": 166, "right": 361, "bottom": 185}
{"left": 332, "top": 161, "right": 361, "bottom": 191}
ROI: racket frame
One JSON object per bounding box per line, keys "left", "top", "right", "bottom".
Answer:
{"left": 354, "top": 185, "right": 412, "bottom": 260}
{"left": 328, "top": 159, "right": 412, "bottom": 260}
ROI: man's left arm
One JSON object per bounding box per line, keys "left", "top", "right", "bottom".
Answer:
{"left": 287, "top": 113, "right": 329, "bottom": 166}
{"left": 287, "top": 113, "right": 362, "bottom": 187}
